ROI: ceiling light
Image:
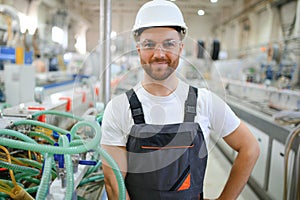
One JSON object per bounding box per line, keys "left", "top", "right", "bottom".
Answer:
{"left": 210, "top": 0, "right": 218, "bottom": 3}
{"left": 197, "top": 9, "right": 205, "bottom": 16}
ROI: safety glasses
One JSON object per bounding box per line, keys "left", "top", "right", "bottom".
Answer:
{"left": 137, "top": 39, "right": 182, "bottom": 52}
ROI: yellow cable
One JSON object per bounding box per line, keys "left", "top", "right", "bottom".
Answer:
{"left": 0, "top": 182, "right": 11, "bottom": 190}
{"left": 0, "top": 153, "right": 24, "bottom": 166}
{"left": 0, "top": 146, "right": 17, "bottom": 187}
{"left": 34, "top": 127, "right": 53, "bottom": 136}
{"left": 0, "top": 188, "right": 15, "bottom": 198}
{"left": 27, "top": 150, "right": 32, "bottom": 160}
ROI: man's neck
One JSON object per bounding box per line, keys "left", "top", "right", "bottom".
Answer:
{"left": 142, "top": 75, "right": 179, "bottom": 96}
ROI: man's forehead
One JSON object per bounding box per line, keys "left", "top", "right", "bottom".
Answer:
{"left": 140, "top": 27, "right": 180, "bottom": 40}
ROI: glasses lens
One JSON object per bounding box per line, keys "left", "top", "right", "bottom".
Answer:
{"left": 162, "top": 40, "right": 178, "bottom": 50}
{"left": 141, "top": 41, "right": 155, "bottom": 50}
{"left": 139, "top": 40, "right": 180, "bottom": 51}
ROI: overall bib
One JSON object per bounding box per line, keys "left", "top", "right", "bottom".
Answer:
{"left": 125, "top": 86, "right": 208, "bottom": 200}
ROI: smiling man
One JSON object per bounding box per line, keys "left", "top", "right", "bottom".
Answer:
{"left": 100, "top": 1, "right": 259, "bottom": 200}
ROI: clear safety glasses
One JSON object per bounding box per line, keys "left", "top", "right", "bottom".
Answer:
{"left": 137, "top": 39, "right": 182, "bottom": 52}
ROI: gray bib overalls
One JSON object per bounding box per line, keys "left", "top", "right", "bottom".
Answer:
{"left": 125, "top": 86, "right": 208, "bottom": 200}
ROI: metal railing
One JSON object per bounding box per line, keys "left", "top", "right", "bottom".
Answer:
{"left": 284, "top": 124, "right": 300, "bottom": 200}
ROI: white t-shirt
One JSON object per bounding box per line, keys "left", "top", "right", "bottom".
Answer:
{"left": 101, "top": 80, "right": 240, "bottom": 147}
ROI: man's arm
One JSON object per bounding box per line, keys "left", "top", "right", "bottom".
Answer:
{"left": 218, "top": 121, "right": 260, "bottom": 200}
{"left": 101, "top": 145, "right": 130, "bottom": 200}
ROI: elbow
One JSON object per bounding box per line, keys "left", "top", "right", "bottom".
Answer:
{"left": 248, "top": 139, "right": 260, "bottom": 164}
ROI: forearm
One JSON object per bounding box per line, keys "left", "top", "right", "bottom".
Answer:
{"left": 218, "top": 147, "right": 259, "bottom": 199}
{"left": 101, "top": 145, "right": 130, "bottom": 199}
{"left": 104, "top": 169, "right": 130, "bottom": 200}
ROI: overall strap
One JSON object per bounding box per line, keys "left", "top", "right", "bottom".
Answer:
{"left": 184, "top": 86, "right": 198, "bottom": 122}
{"left": 126, "top": 88, "right": 145, "bottom": 124}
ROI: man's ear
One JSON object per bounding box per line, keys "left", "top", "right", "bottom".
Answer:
{"left": 179, "top": 42, "right": 184, "bottom": 55}
{"left": 136, "top": 44, "right": 141, "bottom": 55}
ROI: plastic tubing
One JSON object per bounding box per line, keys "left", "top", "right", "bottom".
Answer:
{"left": 85, "top": 160, "right": 102, "bottom": 177}
{"left": 0, "top": 161, "right": 40, "bottom": 177}
{"left": 31, "top": 110, "right": 84, "bottom": 121}
{"left": 36, "top": 153, "right": 53, "bottom": 200}
{"left": 59, "top": 135, "right": 74, "bottom": 200}
{"left": 78, "top": 174, "right": 104, "bottom": 187}
{"left": 12, "top": 120, "right": 70, "bottom": 136}
{"left": 0, "top": 103, "right": 11, "bottom": 111}
{"left": 96, "top": 147, "right": 126, "bottom": 200}
{"left": 0, "top": 121, "right": 100, "bottom": 155}
{"left": 0, "top": 129, "right": 37, "bottom": 144}
{"left": 15, "top": 158, "right": 56, "bottom": 178}
{"left": 18, "top": 177, "right": 40, "bottom": 185}
{"left": 28, "top": 132, "right": 55, "bottom": 145}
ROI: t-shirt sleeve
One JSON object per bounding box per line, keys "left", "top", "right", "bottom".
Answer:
{"left": 209, "top": 91, "right": 240, "bottom": 137}
{"left": 100, "top": 98, "right": 128, "bottom": 146}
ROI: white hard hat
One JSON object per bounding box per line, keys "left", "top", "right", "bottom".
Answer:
{"left": 132, "top": 0, "right": 187, "bottom": 39}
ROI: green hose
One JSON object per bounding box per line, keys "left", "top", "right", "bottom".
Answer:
{"left": 36, "top": 153, "right": 53, "bottom": 200}
{"left": 60, "top": 135, "right": 74, "bottom": 200}
{"left": 25, "top": 185, "right": 39, "bottom": 194}
{"left": 84, "top": 160, "right": 102, "bottom": 177}
{"left": 0, "top": 160, "right": 40, "bottom": 177}
{"left": 0, "top": 129, "right": 37, "bottom": 144}
{"left": 0, "top": 103, "right": 11, "bottom": 111}
{"left": 13, "top": 120, "right": 70, "bottom": 136}
{"left": 0, "top": 121, "right": 100, "bottom": 155}
{"left": 1, "top": 120, "right": 125, "bottom": 200}
{"left": 97, "top": 147, "right": 126, "bottom": 200}
{"left": 15, "top": 157, "right": 56, "bottom": 178}
{"left": 78, "top": 174, "right": 104, "bottom": 187}
{"left": 18, "top": 177, "right": 40, "bottom": 185}
{"left": 31, "top": 110, "right": 84, "bottom": 121}
{"left": 28, "top": 131, "right": 55, "bottom": 145}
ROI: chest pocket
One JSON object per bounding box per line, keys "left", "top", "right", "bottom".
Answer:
{"left": 125, "top": 86, "right": 208, "bottom": 200}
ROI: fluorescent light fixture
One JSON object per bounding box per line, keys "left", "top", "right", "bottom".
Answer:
{"left": 210, "top": 0, "right": 218, "bottom": 3}
{"left": 52, "top": 26, "right": 64, "bottom": 44}
{"left": 197, "top": 9, "right": 205, "bottom": 16}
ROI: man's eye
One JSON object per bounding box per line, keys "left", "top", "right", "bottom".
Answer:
{"left": 143, "top": 42, "right": 155, "bottom": 48}
{"left": 163, "top": 41, "right": 176, "bottom": 49}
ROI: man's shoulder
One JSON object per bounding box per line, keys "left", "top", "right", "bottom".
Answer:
{"left": 106, "top": 92, "right": 129, "bottom": 108}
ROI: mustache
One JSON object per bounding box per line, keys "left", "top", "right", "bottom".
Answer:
{"left": 150, "top": 58, "right": 170, "bottom": 63}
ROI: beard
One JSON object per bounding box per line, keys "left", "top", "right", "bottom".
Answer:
{"left": 140, "top": 55, "right": 180, "bottom": 81}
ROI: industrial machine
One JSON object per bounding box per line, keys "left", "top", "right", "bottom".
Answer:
{"left": 0, "top": 72, "right": 126, "bottom": 200}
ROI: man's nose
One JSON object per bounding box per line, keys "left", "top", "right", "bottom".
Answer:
{"left": 153, "top": 44, "right": 166, "bottom": 56}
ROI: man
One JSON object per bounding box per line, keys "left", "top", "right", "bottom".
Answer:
{"left": 101, "top": 0, "right": 260, "bottom": 199}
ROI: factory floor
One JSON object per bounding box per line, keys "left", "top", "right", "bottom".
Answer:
{"left": 204, "top": 144, "right": 259, "bottom": 200}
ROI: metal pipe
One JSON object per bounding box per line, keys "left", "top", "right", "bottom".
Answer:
{"left": 284, "top": 124, "right": 300, "bottom": 200}
{"left": 99, "top": 0, "right": 112, "bottom": 105}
